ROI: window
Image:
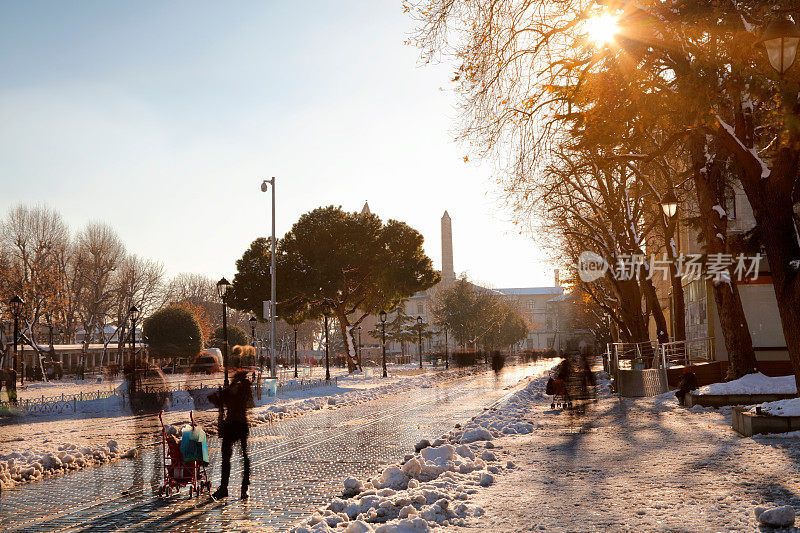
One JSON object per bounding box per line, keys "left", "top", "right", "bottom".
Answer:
{"left": 417, "top": 304, "right": 423, "bottom": 314}
{"left": 546, "top": 317, "right": 553, "bottom": 330}
{"left": 724, "top": 186, "right": 737, "bottom": 220}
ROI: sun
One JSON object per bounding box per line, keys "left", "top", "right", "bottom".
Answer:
{"left": 585, "top": 13, "right": 620, "bottom": 46}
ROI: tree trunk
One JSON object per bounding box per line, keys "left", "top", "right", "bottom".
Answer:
{"left": 691, "top": 134, "right": 757, "bottom": 379}
{"left": 641, "top": 277, "right": 670, "bottom": 344}
{"left": 715, "top": 101, "right": 800, "bottom": 391}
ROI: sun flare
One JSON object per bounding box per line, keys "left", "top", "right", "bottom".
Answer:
{"left": 585, "top": 13, "right": 620, "bottom": 46}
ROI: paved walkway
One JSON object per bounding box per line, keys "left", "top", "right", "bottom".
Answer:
{"left": 0, "top": 362, "right": 550, "bottom": 532}
{"left": 447, "top": 386, "right": 800, "bottom": 532}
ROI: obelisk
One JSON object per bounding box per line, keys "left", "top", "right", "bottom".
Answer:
{"left": 441, "top": 211, "right": 455, "bottom": 284}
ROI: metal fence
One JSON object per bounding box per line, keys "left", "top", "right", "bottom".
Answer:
{"left": 275, "top": 376, "right": 337, "bottom": 395}
{"left": 611, "top": 341, "right": 660, "bottom": 372}
{"left": 2, "top": 377, "right": 339, "bottom": 414}
{"left": 659, "top": 337, "right": 715, "bottom": 367}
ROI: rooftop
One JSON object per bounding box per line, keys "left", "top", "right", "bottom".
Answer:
{"left": 497, "top": 287, "right": 564, "bottom": 296}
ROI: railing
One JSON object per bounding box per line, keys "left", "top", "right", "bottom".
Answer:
{"left": 2, "top": 375, "right": 341, "bottom": 414}
{"left": 2, "top": 384, "right": 216, "bottom": 414}
{"left": 275, "top": 376, "right": 337, "bottom": 395}
{"left": 659, "top": 337, "right": 714, "bottom": 368}
{"left": 611, "top": 341, "right": 660, "bottom": 372}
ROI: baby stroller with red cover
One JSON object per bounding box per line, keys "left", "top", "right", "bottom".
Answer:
{"left": 158, "top": 410, "right": 211, "bottom": 497}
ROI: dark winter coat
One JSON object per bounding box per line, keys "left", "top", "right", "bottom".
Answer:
{"left": 212, "top": 375, "right": 254, "bottom": 424}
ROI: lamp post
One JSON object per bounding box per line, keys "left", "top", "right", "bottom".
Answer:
{"left": 379, "top": 310, "right": 387, "bottom": 377}
{"left": 758, "top": 15, "right": 800, "bottom": 76}
{"left": 357, "top": 326, "right": 362, "bottom": 370}
{"left": 216, "top": 277, "right": 232, "bottom": 387}
{"left": 416, "top": 316, "right": 423, "bottom": 369}
{"left": 444, "top": 326, "right": 449, "bottom": 370}
{"left": 260, "top": 178, "right": 277, "bottom": 379}
{"left": 249, "top": 316, "right": 257, "bottom": 366}
{"left": 129, "top": 305, "right": 140, "bottom": 393}
{"left": 323, "top": 310, "right": 331, "bottom": 381}
{"left": 10, "top": 295, "right": 24, "bottom": 385}
{"left": 293, "top": 324, "right": 298, "bottom": 378}
{"left": 661, "top": 190, "right": 680, "bottom": 340}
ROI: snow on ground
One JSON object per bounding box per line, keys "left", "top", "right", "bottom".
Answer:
{"left": 291, "top": 366, "right": 800, "bottom": 532}
{"left": 0, "top": 365, "right": 484, "bottom": 490}
{"left": 695, "top": 372, "right": 797, "bottom": 395}
{"left": 752, "top": 397, "right": 800, "bottom": 417}
{"left": 289, "top": 369, "right": 551, "bottom": 533}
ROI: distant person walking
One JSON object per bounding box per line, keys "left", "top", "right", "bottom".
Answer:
{"left": 6, "top": 368, "right": 18, "bottom": 405}
{"left": 210, "top": 370, "right": 254, "bottom": 501}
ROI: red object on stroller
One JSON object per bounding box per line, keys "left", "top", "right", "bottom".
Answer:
{"left": 158, "top": 410, "right": 211, "bottom": 497}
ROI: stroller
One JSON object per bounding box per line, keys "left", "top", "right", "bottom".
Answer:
{"left": 546, "top": 374, "right": 571, "bottom": 409}
{"left": 158, "top": 410, "right": 211, "bottom": 497}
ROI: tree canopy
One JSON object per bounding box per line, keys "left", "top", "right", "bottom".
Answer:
{"left": 143, "top": 305, "right": 203, "bottom": 359}
{"left": 229, "top": 206, "right": 440, "bottom": 358}
{"left": 211, "top": 324, "right": 248, "bottom": 350}
{"left": 431, "top": 275, "right": 528, "bottom": 350}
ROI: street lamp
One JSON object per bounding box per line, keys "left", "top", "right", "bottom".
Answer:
{"left": 216, "top": 277, "right": 232, "bottom": 387}
{"left": 379, "top": 310, "right": 387, "bottom": 377}
{"left": 357, "top": 326, "right": 362, "bottom": 370}
{"left": 261, "top": 178, "right": 277, "bottom": 379}
{"left": 416, "top": 316, "right": 423, "bottom": 369}
{"left": 660, "top": 191, "right": 679, "bottom": 219}
{"left": 444, "top": 326, "right": 449, "bottom": 370}
{"left": 323, "top": 309, "right": 331, "bottom": 381}
{"left": 129, "top": 305, "right": 140, "bottom": 393}
{"left": 10, "top": 295, "right": 24, "bottom": 385}
{"left": 293, "top": 324, "right": 298, "bottom": 378}
{"left": 758, "top": 15, "right": 800, "bottom": 75}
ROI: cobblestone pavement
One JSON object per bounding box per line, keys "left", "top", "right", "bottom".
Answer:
{"left": 0, "top": 362, "right": 549, "bottom": 532}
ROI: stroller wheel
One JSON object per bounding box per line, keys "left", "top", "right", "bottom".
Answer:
{"left": 550, "top": 402, "right": 555, "bottom": 409}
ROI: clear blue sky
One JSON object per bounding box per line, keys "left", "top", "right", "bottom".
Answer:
{"left": 0, "top": 1, "right": 553, "bottom": 288}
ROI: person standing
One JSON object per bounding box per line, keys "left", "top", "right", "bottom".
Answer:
{"left": 210, "top": 370, "right": 254, "bottom": 501}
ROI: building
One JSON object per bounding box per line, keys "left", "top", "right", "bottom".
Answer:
{"left": 385, "top": 208, "right": 590, "bottom": 355}
{"left": 671, "top": 181, "right": 790, "bottom": 374}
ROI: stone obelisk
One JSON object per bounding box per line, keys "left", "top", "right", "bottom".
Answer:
{"left": 441, "top": 211, "right": 455, "bottom": 284}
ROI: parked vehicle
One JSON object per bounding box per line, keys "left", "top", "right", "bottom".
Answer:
{"left": 189, "top": 349, "right": 222, "bottom": 374}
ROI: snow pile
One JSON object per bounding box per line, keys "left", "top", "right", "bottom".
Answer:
{"left": 0, "top": 439, "right": 136, "bottom": 489}
{"left": 696, "top": 373, "right": 796, "bottom": 396}
{"left": 290, "top": 441, "right": 496, "bottom": 532}
{"left": 290, "top": 372, "right": 549, "bottom": 532}
{"left": 750, "top": 397, "right": 800, "bottom": 417}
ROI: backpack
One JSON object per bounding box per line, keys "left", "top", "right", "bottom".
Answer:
{"left": 545, "top": 377, "right": 554, "bottom": 395}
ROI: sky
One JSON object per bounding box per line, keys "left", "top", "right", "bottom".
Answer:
{"left": 0, "top": 1, "right": 554, "bottom": 289}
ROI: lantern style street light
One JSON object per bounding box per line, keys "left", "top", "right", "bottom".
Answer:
{"left": 249, "top": 315, "right": 258, "bottom": 367}
{"left": 379, "top": 310, "right": 387, "bottom": 377}
{"left": 660, "top": 191, "right": 679, "bottom": 219}
{"left": 10, "top": 295, "right": 24, "bottom": 385}
{"left": 416, "top": 316, "right": 424, "bottom": 369}
{"left": 216, "top": 277, "right": 232, "bottom": 387}
{"left": 293, "top": 324, "right": 298, "bottom": 378}
{"left": 758, "top": 15, "right": 800, "bottom": 75}
{"left": 323, "top": 309, "right": 331, "bottom": 381}
{"left": 357, "top": 326, "right": 362, "bottom": 370}
{"left": 261, "top": 178, "right": 277, "bottom": 379}
{"left": 129, "top": 305, "right": 140, "bottom": 393}
{"left": 444, "top": 326, "right": 449, "bottom": 370}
